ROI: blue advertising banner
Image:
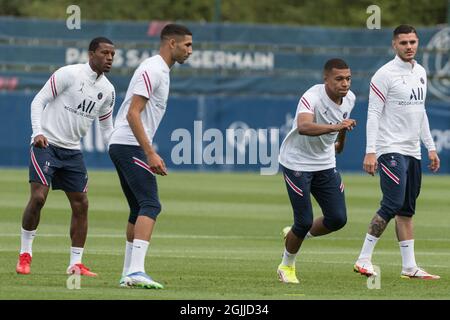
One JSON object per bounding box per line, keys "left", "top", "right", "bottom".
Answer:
{"left": 1, "top": 18, "right": 448, "bottom": 174}
{"left": 2, "top": 93, "right": 448, "bottom": 174}
{"left": 1, "top": 17, "right": 449, "bottom": 103}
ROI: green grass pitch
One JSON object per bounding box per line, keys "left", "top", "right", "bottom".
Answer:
{"left": 0, "top": 168, "right": 449, "bottom": 300}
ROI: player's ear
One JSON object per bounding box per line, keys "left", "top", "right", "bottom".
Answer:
{"left": 323, "top": 71, "right": 328, "bottom": 83}
{"left": 169, "top": 38, "right": 176, "bottom": 49}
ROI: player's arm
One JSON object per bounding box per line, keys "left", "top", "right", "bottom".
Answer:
{"left": 364, "top": 78, "right": 387, "bottom": 176}
{"left": 126, "top": 94, "right": 167, "bottom": 176}
{"left": 297, "top": 113, "right": 356, "bottom": 136}
{"left": 420, "top": 110, "right": 440, "bottom": 173}
{"left": 335, "top": 129, "right": 347, "bottom": 154}
{"left": 31, "top": 68, "right": 70, "bottom": 148}
{"left": 98, "top": 89, "right": 115, "bottom": 145}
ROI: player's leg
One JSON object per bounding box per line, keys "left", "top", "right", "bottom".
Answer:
{"left": 22, "top": 183, "right": 50, "bottom": 231}
{"left": 109, "top": 144, "right": 163, "bottom": 289}
{"left": 17, "top": 145, "right": 54, "bottom": 274}
{"left": 110, "top": 156, "right": 140, "bottom": 282}
{"left": 396, "top": 157, "right": 439, "bottom": 279}
{"left": 54, "top": 148, "right": 96, "bottom": 276}
{"left": 116, "top": 222, "right": 138, "bottom": 286}
{"left": 278, "top": 166, "right": 314, "bottom": 284}
{"left": 309, "top": 168, "right": 347, "bottom": 237}
{"left": 17, "top": 183, "right": 50, "bottom": 274}
{"left": 64, "top": 189, "right": 96, "bottom": 276}
{"left": 355, "top": 153, "right": 407, "bottom": 276}
{"left": 65, "top": 191, "right": 90, "bottom": 267}
{"left": 66, "top": 192, "right": 89, "bottom": 248}
{"left": 127, "top": 169, "right": 161, "bottom": 288}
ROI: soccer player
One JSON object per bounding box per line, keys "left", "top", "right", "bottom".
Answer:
{"left": 277, "top": 59, "right": 356, "bottom": 283}
{"left": 16, "top": 37, "right": 116, "bottom": 276}
{"left": 353, "top": 25, "right": 440, "bottom": 280}
{"left": 108, "top": 24, "right": 192, "bottom": 289}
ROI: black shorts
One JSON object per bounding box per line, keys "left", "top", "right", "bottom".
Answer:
{"left": 109, "top": 144, "right": 162, "bottom": 223}
{"left": 281, "top": 165, "right": 347, "bottom": 237}
{"left": 377, "top": 153, "right": 422, "bottom": 221}
{"left": 29, "top": 144, "right": 88, "bottom": 192}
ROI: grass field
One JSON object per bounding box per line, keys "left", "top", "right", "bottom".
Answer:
{"left": 0, "top": 168, "right": 449, "bottom": 300}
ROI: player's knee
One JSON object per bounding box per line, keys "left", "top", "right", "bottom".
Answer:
{"left": 379, "top": 201, "right": 403, "bottom": 221}
{"left": 291, "top": 223, "right": 312, "bottom": 239}
{"left": 70, "top": 196, "right": 89, "bottom": 216}
{"left": 138, "top": 201, "right": 162, "bottom": 220}
{"left": 128, "top": 211, "right": 138, "bottom": 225}
{"left": 76, "top": 197, "right": 89, "bottom": 211}
{"left": 377, "top": 207, "right": 395, "bottom": 223}
{"left": 325, "top": 214, "right": 347, "bottom": 231}
{"left": 292, "top": 215, "right": 313, "bottom": 238}
{"left": 30, "top": 193, "right": 47, "bottom": 209}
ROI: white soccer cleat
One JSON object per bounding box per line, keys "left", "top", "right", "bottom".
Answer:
{"left": 122, "top": 271, "right": 164, "bottom": 289}
{"left": 401, "top": 267, "right": 440, "bottom": 280}
{"left": 353, "top": 259, "right": 377, "bottom": 277}
{"left": 119, "top": 276, "right": 128, "bottom": 287}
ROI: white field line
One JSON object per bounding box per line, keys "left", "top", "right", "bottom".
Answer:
{"left": 1, "top": 233, "right": 449, "bottom": 257}
{"left": 1, "top": 233, "right": 273, "bottom": 239}
{"left": 0, "top": 248, "right": 448, "bottom": 269}
{"left": 0, "top": 233, "right": 449, "bottom": 242}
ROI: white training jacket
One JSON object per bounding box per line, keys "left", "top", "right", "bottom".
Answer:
{"left": 31, "top": 63, "right": 115, "bottom": 150}
{"left": 366, "top": 55, "right": 435, "bottom": 159}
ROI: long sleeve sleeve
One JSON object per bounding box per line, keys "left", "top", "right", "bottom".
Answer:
{"left": 30, "top": 69, "right": 69, "bottom": 139}
{"left": 366, "top": 74, "right": 388, "bottom": 154}
{"left": 420, "top": 110, "right": 436, "bottom": 151}
{"left": 31, "top": 76, "right": 55, "bottom": 138}
{"left": 98, "top": 88, "right": 115, "bottom": 145}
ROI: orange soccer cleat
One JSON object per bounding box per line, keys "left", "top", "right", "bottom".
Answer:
{"left": 67, "top": 263, "right": 98, "bottom": 277}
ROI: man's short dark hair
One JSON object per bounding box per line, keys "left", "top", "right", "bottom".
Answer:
{"left": 89, "top": 37, "right": 113, "bottom": 52}
{"left": 160, "top": 24, "right": 192, "bottom": 40}
{"left": 324, "top": 58, "right": 349, "bottom": 73}
{"left": 393, "top": 25, "right": 417, "bottom": 38}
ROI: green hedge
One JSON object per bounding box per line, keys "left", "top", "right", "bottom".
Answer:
{"left": 0, "top": 0, "right": 447, "bottom": 27}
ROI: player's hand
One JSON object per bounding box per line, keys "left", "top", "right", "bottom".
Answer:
{"left": 337, "top": 119, "right": 356, "bottom": 131}
{"left": 146, "top": 152, "right": 168, "bottom": 176}
{"left": 363, "top": 153, "right": 378, "bottom": 176}
{"left": 428, "top": 150, "right": 440, "bottom": 173}
{"left": 33, "top": 134, "right": 48, "bottom": 148}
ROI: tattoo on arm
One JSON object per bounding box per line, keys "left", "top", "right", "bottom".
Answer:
{"left": 368, "top": 214, "right": 388, "bottom": 237}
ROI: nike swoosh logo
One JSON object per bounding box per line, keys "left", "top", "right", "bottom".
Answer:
{"left": 401, "top": 245, "right": 409, "bottom": 248}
